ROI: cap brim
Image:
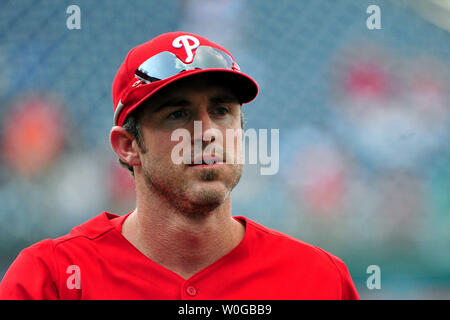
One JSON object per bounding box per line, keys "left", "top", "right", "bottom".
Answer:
{"left": 116, "top": 68, "right": 258, "bottom": 126}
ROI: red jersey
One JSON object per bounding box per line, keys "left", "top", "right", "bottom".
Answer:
{"left": 0, "top": 212, "right": 359, "bottom": 300}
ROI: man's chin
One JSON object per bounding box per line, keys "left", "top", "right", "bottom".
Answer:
{"left": 191, "top": 185, "right": 229, "bottom": 205}
{"left": 180, "top": 186, "right": 230, "bottom": 215}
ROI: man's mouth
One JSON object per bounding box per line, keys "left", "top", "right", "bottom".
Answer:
{"left": 188, "top": 162, "right": 219, "bottom": 167}
{"left": 188, "top": 154, "right": 224, "bottom": 167}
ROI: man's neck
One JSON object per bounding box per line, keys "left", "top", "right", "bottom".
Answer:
{"left": 121, "top": 197, "right": 245, "bottom": 280}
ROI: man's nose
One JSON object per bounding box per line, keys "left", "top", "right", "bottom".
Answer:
{"left": 197, "top": 109, "right": 215, "bottom": 132}
{"left": 191, "top": 109, "right": 218, "bottom": 144}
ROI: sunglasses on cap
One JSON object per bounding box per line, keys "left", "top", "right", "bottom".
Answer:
{"left": 134, "top": 45, "right": 238, "bottom": 84}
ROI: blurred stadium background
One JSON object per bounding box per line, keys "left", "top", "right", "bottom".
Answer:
{"left": 0, "top": 0, "right": 449, "bottom": 299}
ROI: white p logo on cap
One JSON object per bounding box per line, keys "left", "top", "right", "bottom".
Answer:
{"left": 172, "top": 35, "right": 200, "bottom": 63}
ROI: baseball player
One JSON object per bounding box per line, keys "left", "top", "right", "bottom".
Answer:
{"left": 0, "top": 32, "right": 359, "bottom": 299}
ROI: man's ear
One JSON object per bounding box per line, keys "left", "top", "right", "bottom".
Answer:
{"left": 110, "top": 126, "right": 142, "bottom": 167}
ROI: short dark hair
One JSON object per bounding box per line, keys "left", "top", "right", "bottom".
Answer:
{"left": 118, "top": 107, "right": 146, "bottom": 176}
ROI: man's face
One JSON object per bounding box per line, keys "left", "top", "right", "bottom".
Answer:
{"left": 135, "top": 76, "right": 243, "bottom": 215}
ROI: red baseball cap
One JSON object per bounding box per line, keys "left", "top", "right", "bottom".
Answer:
{"left": 112, "top": 31, "right": 259, "bottom": 126}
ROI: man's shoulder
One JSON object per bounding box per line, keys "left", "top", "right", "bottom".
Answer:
{"left": 237, "top": 216, "right": 359, "bottom": 299}
{"left": 22, "top": 212, "right": 120, "bottom": 256}
{"left": 239, "top": 216, "right": 348, "bottom": 271}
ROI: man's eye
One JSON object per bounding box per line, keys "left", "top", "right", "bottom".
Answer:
{"left": 167, "top": 110, "right": 187, "bottom": 120}
{"left": 213, "top": 106, "right": 230, "bottom": 116}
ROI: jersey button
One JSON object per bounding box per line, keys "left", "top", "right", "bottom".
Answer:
{"left": 186, "top": 285, "right": 197, "bottom": 297}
